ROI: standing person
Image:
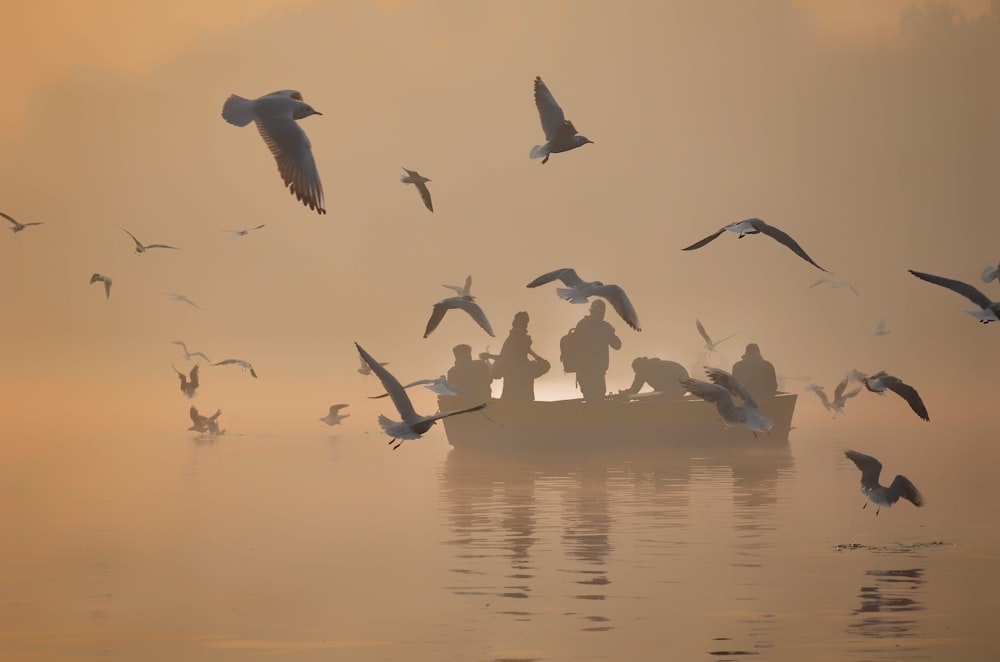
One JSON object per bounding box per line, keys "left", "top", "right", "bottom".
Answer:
{"left": 731, "top": 343, "right": 778, "bottom": 400}
{"left": 446, "top": 344, "right": 494, "bottom": 403}
{"left": 490, "top": 312, "right": 550, "bottom": 402}
{"left": 572, "top": 299, "right": 621, "bottom": 402}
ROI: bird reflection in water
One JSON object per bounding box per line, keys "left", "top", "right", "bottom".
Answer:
{"left": 848, "top": 568, "right": 926, "bottom": 649}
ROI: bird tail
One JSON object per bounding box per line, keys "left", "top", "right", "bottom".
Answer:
{"left": 556, "top": 287, "right": 588, "bottom": 303}
{"left": 221, "top": 95, "right": 255, "bottom": 127}
{"left": 529, "top": 143, "right": 551, "bottom": 160}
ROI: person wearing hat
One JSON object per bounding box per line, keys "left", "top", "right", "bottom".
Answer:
{"left": 447, "top": 344, "right": 494, "bottom": 403}
{"left": 731, "top": 343, "right": 778, "bottom": 400}
{"left": 572, "top": 299, "right": 622, "bottom": 402}
{"left": 488, "top": 311, "right": 551, "bottom": 402}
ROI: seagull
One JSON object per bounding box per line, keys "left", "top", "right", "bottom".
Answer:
{"left": 221, "top": 224, "right": 266, "bottom": 239}
{"left": 222, "top": 89, "right": 325, "bottom": 215}
{"left": 400, "top": 167, "right": 433, "bottom": 212}
{"left": 809, "top": 278, "right": 859, "bottom": 296}
{"left": 442, "top": 274, "right": 473, "bottom": 298}
{"left": 695, "top": 319, "right": 737, "bottom": 352}
{"left": 1, "top": 211, "right": 45, "bottom": 233}
{"left": 848, "top": 370, "right": 929, "bottom": 421}
{"left": 212, "top": 358, "right": 258, "bottom": 378}
{"left": 526, "top": 267, "right": 641, "bottom": 331}
{"left": 872, "top": 315, "right": 890, "bottom": 336}
{"left": 369, "top": 375, "right": 474, "bottom": 402}
{"left": 679, "top": 367, "right": 773, "bottom": 435}
{"left": 120, "top": 227, "right": 178, "bottom": 254}
{"left": 171, "top": 341, "right": 211, "bottom": 363}
{"left": 682, "top": 218, "right": 831, "bottom": 273}
{"left": 844, "top": 450, "right": 924, "bottom": 516}
{"left": 982, "top": 260, "right": 1000, "bottom": 284}
{"left": 163, "top": 292, "right": 199, "bottom": 308}
{"left": 357, "top": 354, "right": 388, "bottom": 376}
{"left": 188, "top": 405, "right": 223, "bottom": 435}
{"left": 529, "top": 76, "right": 593, "bottom": 164}
{"left": 355, "top": 342, "right": 489, "bottom": 449}
{"left": 908, "top": 269, "right": 1000, "bottom": 324}
{"left": 89, "top": 273, "right": 112, "bottom": 299}
{"left": 172, "top": 364, "right": 200, "bottom": 398}
{"left": 805, "top": 375, "right": 861, "bottom": 415}
{"left": 320, "top": 404, "right": 350, "bottom": 426}
{"left": 424, "top": 296, "right": 495, "bottom": 338}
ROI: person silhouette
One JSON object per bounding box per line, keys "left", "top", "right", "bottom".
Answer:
{"left": 617, "top": 357, "right": 690, "bottom": 400}
{"left": 489, "top": 311, "right": 550, "bottom": 402}
{"left": 731, "top": 343, "right": 778, "bottom": 400}
{"left": 572, "top": 299, "right": 621, "bottom": 401}
{"left": 446, "top": 344, "right": 494, "bottom": 403}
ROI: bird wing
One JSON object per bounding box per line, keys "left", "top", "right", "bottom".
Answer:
{"left": 888, "top": 475, "right": 925, "bottom": 507}
{"left": 804, "top": 383, "right": 831, "bottom": 409}
{"left": 533, "top": 76, "right": 566, "bottom": 141}
{"left": 809, "top": 278, "right": 830, "bottom": 289}
{"left": 120, "top": 227, "right": 143, "bottom": 248}
{"left": 880, "top": 375, "right": 930, "bottom": 421}
{"left": 695, "top": 319, "right": 712, "bottom": 345}
{"left": 0, "top": 211, "right": 18, "bottom": 226}
{"left": 189, "top": 364, "right": 200, "bottom": 389}
{"left": 526, "top": 267, "right": 582, "bottom": 288}
{"left": 681, "top": 228, "right": 726, "bottom": 251}
{"left": 191, "top": 351, "right": 211, "bottom": 362}
{"left": 329, "top": 404, "right": 349, "bottom": 415}
{"left": 833, "top": 376, "right": 849, "bottom": 402}
{"left": 414, "top": 181, "right": 433, "bottom": 212}
{"left": 451, "top": 298, "right": 495, "bottom": 337}
{"left": 981, "top": 263, "right": 1000, "bottom": 283}
{"left": 172, "top": 364, "right": 185, "bottom": 378}
{"left": 592, "top": 284, "right": 641, "bottom": 331}
{"left": 714, "top": 331, "right": 738, "bottom": 346}
{"left": 908, "top": 270, "right": 993, "bottom": 309}
{"left": 424, "top": 302, "right": 450, "bottom": 338}
{"left": 421, "top": 402, "right": 490, "bottom": 426}
{"left": 704, "top": 367, "right": 760, "bottom": 410}
{"left": 356, "top": 342, "right": 420, "bottom": 423}
{"left": 679, "top": 378, "right": 740, "bottom": 424}
{"left": 756, "top": 222, "right": 831, "bottom": 273}
{"left": 254, "top": 114, "right": 326, "bottom": 214}
{"left": 844, "top": 449, "right": 883, "bottom": 490}
{"left": 462, "top": 275, "right": 472, "bottom": 297}
{"left": 145, "top": 244, "right": 178, "bottom": 250}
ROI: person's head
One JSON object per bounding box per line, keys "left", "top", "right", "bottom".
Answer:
{"left": 743, "top": 343, "right": 762, "bottom": 359}
{"left": 453, "top": 344, "right": 473, "bottom": 363}
{"left": 631, "top": 356, "right": 650, "bottom": 372}
{"left": 589, "top": 299, "right": 606, "bottom": 319}
{"left": 512, "top": 311, "right": 529, "bottom": 330}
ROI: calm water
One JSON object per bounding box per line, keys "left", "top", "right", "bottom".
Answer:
{"left": 2, "top": 421, "right": 998, "bottom": 661}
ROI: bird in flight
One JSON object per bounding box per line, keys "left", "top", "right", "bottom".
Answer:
{"left": 442, "top": 275, "right": 473, "bottom": 298}
{"left": 1, "top": 211, "right": 45, "bottom": 233}
{"left": 424, "top": 296, "right": 495, "bottom": 338}
{"left": 529, "top": 76, "right": 593, "bottom": 164}
{"left": 173, "top": 364, "right": 200, "bottom": 398}
{"left": 809, "top": 278, "right": 859, "bottom": 296}
{"left": 212, "top": 358, "right": 258, "bottom": 378}
{"left": 90, "top": 273, "right": 112, "bottom": 299}
{"left": 369, "top": 375, "right": 474, "bottom": 403}
{"left": 172, "top": 341, "right": 211, "bottom": 363}
{"left": 320, "top": 404, "right": 350, "bottom": 427}
{"left": 682, "top": 217, "right": 830, "bottom": 273}
{"left": 188, "top": 406, "right": 223, "bottom": 435}
{"left": 222, "top": 90, "right": 325, "bottom": 215}
{"left": 357, "top": 353, "right": 388, "bottom": 376}
{"left": 872, "top": 315, "right": 890, "bottom": 337}
{"left": 400, "top": 168, "right": 433, "bottom": 212}
{"left": 982, "top": 260, "right": 1000, "bottom": 284}
{"left": 221, "top": 224, "right": 266, "bottom": 239}
{"left": 908, "top": 269, "right": 1000, "bottom": 324}
{"left": 804, "top": 375, "right": 861, "bottom": 415}
{"left": 695, "top": 319, "right": 737, "bottom": 352}
{"left": 527, "top": 267, "right": 641, "bottom": 331}
{"left": 120, "top": 227, "right": 178, "bottom": 254}
{"left": 843, "top": 450, "right": 924, "bottom": 516}
{"left": 163, "top": 292, "right": 199, "bottom": 308}
{"left": 680, "top": 367, "right": 773, "bottom": 435}
{"left": 848, "top": 370, "right": 929, "bottom": 421}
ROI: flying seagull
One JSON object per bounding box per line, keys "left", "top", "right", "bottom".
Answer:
{"left": 526, "top": 267, "right": 641, "bottom": 331}
{"left": 982, "top": 260, "right": 1000, "bottom": 284}
{"left": 355, "top": 342, "right": 489, "bottom": 449}
{"left": 369, "top": 375, "right": 475, "bottom": 402}
{"left": 872, "top": 315, "right": 890, "bottom": 337}
{"left": 804, "top": 375, "right": 861, "bottom": 415}
{"left": 188, "top": 405, "right": 223, "bottom": 435}
{"left": 809, "top": 278, "right": 859, "bottom": 296}
{"left": 848, "top": 370, "right": 929, "bottom": 421}
{"left": 682, "top": 218, "right": 831, "bottom": 273}
{"left": 89, "top": 273, "right": 112, "bottom": 299}
{"left": 120, "top": 227, "right": 178, "bottom": 254}
{"left": 695, "top": 319, "right": 737, "bottom": 352}
{"left": 529, "top": 76, "right": 593, "bottom": 164}
{"left": 212, "top": 358, "right": 258, "bottom": 378}
{"left": 442, "top": 275, "right": 473, "bottom": 298}
{"left": 320, "top": 404, "right": 350, "bottom": 426}
{"left": 357, "top": 354, "right": 388, "bottom": 376}
{"left": 424, "top": 296, "right": 495, "bottom": 338}
{"left": 908, "top": 269, "right": 1000, "bottom": 324}
{"left": 171, "top": 341, "right": 211, "bottom": 363}
{"left": 163, "top": 292, "right": 199, "bottom": 308}
{"left": 400, "top": 168, "right": 433, "bottom": 212}
{"left": 221, "top": 224, "right": 266, "bottom": 239}
{"left": 173, "top": 363, "right": 200, "bottom": 398}
{"left": 679, "top": 367, "right": 773, "bottom": 435}
{"left": 222, "top": 89, "right": 325, "bottom": 215}
{"left": 844, "top": 450, "right": 924, "bottom": 516}
{"left": 1, "top": 211, "right": 45, "bottom": 233}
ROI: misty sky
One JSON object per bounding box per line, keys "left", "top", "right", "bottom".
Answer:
{"left": 1, "top": 0, "right": 997, "bottom": 433}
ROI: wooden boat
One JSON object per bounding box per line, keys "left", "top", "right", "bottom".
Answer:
{"left": 438, "top": 391, "right": 797, "bottom": 452}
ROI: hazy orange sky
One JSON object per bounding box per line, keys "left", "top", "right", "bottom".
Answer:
{"left": 0, "top": 1, "right": 996, "bottom": 434}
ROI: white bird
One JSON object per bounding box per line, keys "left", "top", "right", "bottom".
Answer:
{"left": 355, "top": 342, "right": 489, "bottom": 449}
{"left": 695, "top": 319, "right": 737, "bottom": 352}
{"left": 1, "top": 211, "right": 45, "bottom": 233}
{"left": 221, "top": 224, "right": 266, "bottom": 239}
{"left": 164, "top": 292, "right": 199, "bottom": 308}
{"left": 529, "top": 76, "right": 593, "bottom": 164}
{"left": 357, "top": 354, "right": 388, "bottom": 376}
{"left": 400, "top": 167, "right": 433, "bottom": 212}
{"left": 369, "top": 375, "right": 475, "bottom": 403}
{"left": 982, "top": 260, "right": 1000, "bottom": 284}
{"left": 872, "top": 315, "right": 890, "bottom": 337}
{"left": 909, "top": 269, "right": 1000, "bottom": 324}
{"left": 120, "top": 227, "right": 178, "bottom": 254}
{"left": 679, "top": 367, "right": 773, "bottom": 435}
{"left": 188, "top": 405, "right": 223, "bottom": 435}
{"left": 212, "top": 358, "right": 258, "bottom": 379}
{"left": 424, "top": 296, "right": 495, "bottom": 338}
{"left": 89, "top": 273, "right": 112, "bottom": 299}
{"left": 809, "top": 278, "right": 859, "bottom": 296}
{"left": 222, "top": 90, "right": 325, "bottom": 215}
{"left": 171, "top": 341, "right": 211, "bottom": 363}
{"left": 682, "top": 217, "right": 831, "bottom": 273}
{"left": 442, "top": 275, "right": 473, "bottom": 298}
{"left": 526, "top": 267, "right": 641, "bottom": 331}
{"left": 848, "top": 370, "right": 929, "bottom": 421}
{"left": 805, "top": 375, "right": 861, "bottom": 415}
{"left": 320, "top": 404, "right": 350, "bottom": 426}
{"left": 844, "top": 450, "right": 924, "bottom": 516}
{"left": 172, "top": 364, "right": 200, "bottom": 398}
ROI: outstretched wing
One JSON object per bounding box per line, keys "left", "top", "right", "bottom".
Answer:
{"left": 254, "top": 113, "right": 326, "bottom": 214}
{"left": 681, "top": 228, "right": 726, "bottom": 251}
{"left": 880, "top": 375, "right": 930, "bottom": 421}
{"left": 533, "top": 76, "right": 566, "bottom": 141}
{"left": 679, "top": 377, "right": 739, "bottom": 424}
{"left": 592, "top": 284, "right": 641, "bottom": 331}
{"left": 120, "top": 227, "right": 143, "bottom": 248}
{"left": 704, "top": 367, "right": 759, "bottom": 410}
{"left": 844, "top": 449, "right": 883, "bottom": 490}
{"left": 451, "top": 298, "right": 495, "bottom": 337}
{"left": 695, "top": 319, "right": 712, "bottom": 345}
{"left": 424, "top": 303, "right": 449, "bottom": 338}
{"left": 356, "top": 342, "right": 419, "bottom": 423}
{"left": 889, "top": 474, "right": 925, "bottom": 507}
{"left": 804, "top": 383, "right": 831, "bottom": 409}
{"left": 908, "top": 270, "right": 994, "bottom": 309}
{"left": 526, "top": 267, "right": 582, "bottom": 289}
{"left": 757, "top": 222, "right": 831, "bottom": 273}
{"left": 414, "top": 181, "right": 433, "bottom": 212}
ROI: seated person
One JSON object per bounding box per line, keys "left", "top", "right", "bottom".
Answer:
{"left": 731, "top": 343, "right": 778, "bottom": 400}
{"left": 617, "top": 357, "right": 690, "bottom": 400}
{"left": 446, "top": 344, "right": 494, "bottom": 403}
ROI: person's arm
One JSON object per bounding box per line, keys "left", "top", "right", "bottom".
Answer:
{"left": 620, "top": 372, "right": 645, "bottom": 395}
{"left": 608, "top": 325, "right": 622, "bottom": 350}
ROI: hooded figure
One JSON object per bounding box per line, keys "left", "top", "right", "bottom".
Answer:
{"left": 731, "top": 343, "right": 778, "bottom": 400}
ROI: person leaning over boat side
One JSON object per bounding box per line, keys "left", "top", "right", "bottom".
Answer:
{"left": 572, "top": 299, "right": 622, "bottom": 402}
{"left": 731, "top": 343, "right": 778, "bottom": 401}
{"left": 487, "top": 311, "right": 551, "bottom": 402}
{"left": 616, "top": 357, "right": 690, "bottom": 400}
{"left": 446, "top": 344, "right": 494, "bottom": 403}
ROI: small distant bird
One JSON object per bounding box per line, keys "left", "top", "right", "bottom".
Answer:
{"left": 844, "top": 450, "right": 924, "bottom": 516}
{"left": 680, "top": 367, "right": 773, "bottom": 435}
{"left": 442, "top": 275, "right": 473, "bottom": 298}
{"left": 221, "top": 224, "right": 266, "bottom": 239}
{"left": 872, "top": 315, "right": 890, "bottom": 337}
{"left": 982, "top": 260, "right": 1000, "bottom": 284}
{"left": 369, "top": 375, "right": 474, "bottom": 402}
{"left": 527, "top": 267, "right": 641, "bottom": 331}
{"left": 188, "top": 405, "right": 223, "bottom": 435}
{"left": 89, "top": 273, "right": 112, "bottom": 299}
{"left": 173, "top": 363, "right": 200, "bottom": 398}
{"left": 1, "top": 211, "right": 45, "bottom": 233}
{"left": 400, "top": 168, "right": 433, "bottom": 212}
{"left": 212, "top": 358, "right": 258, "bottom": 378}
{"left": 805, "top": 375, "right": 861, "bottom": 415}
{"left": 809, "top": 278, "right": 859, "bottom": 296}
{"left": 848, "top": 370, "right": 929, "bottom": 421}
{"left": 682, "top": 218, "right": 831, "bottom": 273}
{"left": 172, "top": 341, "right": 211, "bottom": 363}
{"left": 320, "top": 404, "right": 350, "bottom": 426}
{"left": 355, "top": 342, "right": 489, "bottom": 449}
{"left": 908, "top": 269, "right": 1000, "bottom": 324}
{"left": 164, "top": 292, "right": 199, "bottom": 308}
{"left": 695, "top": 318, "right": 737, "bottom": 352}
{"left": 424, "top": 296, "right": 495, "bottom": 338}
{"left": 357, "top": 354, "right": 388, "bottom": 376}
{"left": 222, "top": 90, "right": 325, "bottom": 214}
{"left": 529, "top": 76, "right": 593, "bottom": 164}
{"left": 120, "top": 227, "right": 178, "bottom": 254}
